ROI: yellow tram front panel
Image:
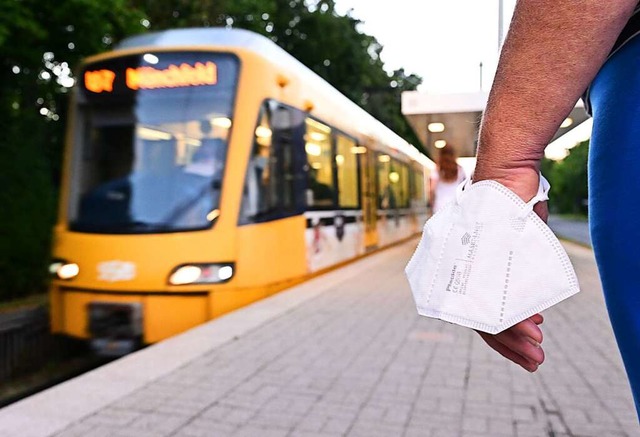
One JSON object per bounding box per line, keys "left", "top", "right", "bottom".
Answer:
{"left": 51, "top": 229, "right": 237, "bottom": 290}
{"left": 49, "top": 226, "right": 236, "bottom": 343}
{"left": 56, "top": 291, "right": 209, "bottom": 344}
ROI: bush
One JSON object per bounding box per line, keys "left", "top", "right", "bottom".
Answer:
{"left": 0, "top": 120, "right": 56, "bottom": 300}
{"left": 545, "top": 139, "right": 589, "bottom": 216}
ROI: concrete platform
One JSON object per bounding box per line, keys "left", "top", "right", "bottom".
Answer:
{"left": 0, "top": 239, "right": 637, "bottom": 437}
{"left": 547, "top": 215, "right": 591, "bottom": 248}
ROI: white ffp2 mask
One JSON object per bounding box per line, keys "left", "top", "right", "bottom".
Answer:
{"left": 405, "top": 175, "right": 579, "bottom": 334}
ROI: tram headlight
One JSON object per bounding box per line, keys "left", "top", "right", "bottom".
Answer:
{"left": 49, "top": 260, "right": 80, "bottom": 280}
{"left": 169, "top": 263, "right": 235, "bottom": 285}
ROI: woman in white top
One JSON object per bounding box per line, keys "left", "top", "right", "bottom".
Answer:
{"left": 430, "top": 144, "right": 466, "bottom": 213}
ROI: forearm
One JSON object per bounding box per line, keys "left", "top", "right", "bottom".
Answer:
{"left": 475, "top": 0, "right": 637, "bottom": 199}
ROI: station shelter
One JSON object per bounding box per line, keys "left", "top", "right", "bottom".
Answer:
{"left": 400, "top": 90, "right": 592, "bottom": 175}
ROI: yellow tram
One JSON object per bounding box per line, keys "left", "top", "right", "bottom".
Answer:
{"left": 49, "top": 28, "right": 433, "bottom": 353}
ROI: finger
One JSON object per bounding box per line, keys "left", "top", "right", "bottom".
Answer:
{"left": 478, "top": 332, "right": 539, "bottom": 372}
{"left": 534, "top": 201, "right": 549, "bottom": 223}
{"left": 494, "top": 326, "right": 545, "bottom": 365}
{"left": 509, "top": 318, "right": 544, "bottom": 345}
{"left": 529, "top": 313, "right": 544, "bottom": 326}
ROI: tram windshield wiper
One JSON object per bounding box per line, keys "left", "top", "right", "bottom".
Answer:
{"left": 70, "top": 220, "right": 176, "bottom": 234}
{"left": 125, "top": 221, "right": 172, "bottom": 232}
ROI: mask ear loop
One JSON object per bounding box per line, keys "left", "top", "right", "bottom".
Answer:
{"left": 455, "top": 173, "right": 550, "bottom": 217}
{"left": 455, "top": 176, "right": 474, "bottom": 205}
{"left": 517, "top": 174, "right": 550, "bottom": 219}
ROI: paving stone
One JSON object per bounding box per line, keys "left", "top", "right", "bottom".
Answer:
{"left": 53, "top": 423, "right": 101, "bottom": 437}
{"left": 346, "top": 420, "right": 405, "bottom": 437}
{"left": 37, "top": 240, "right": 638, "bottom": 437}
{"left": 462, "top": 416, "right": 488, "bottom": 433}
{"left": 293, "top": 432, "right": 344, "bottom": 437}
{"left": 55, "top": 425, "right": 114, "bottom": 437}
{"left": 232, "top": 425, "right": 290, "bottom": 437}
{"left": 488, "top": 418, "right": 516, "bottom": 436}
{"left": 80, "top": 408, "right": 142, "bottom": 427}
{"left": 110, "top": 428, "right": 161, "bottom": 437}
{"left": 172, "top": 418, "right": 238, "bottom": 437}
{"left": 403, "top": 427, "right": 434, "bottom": 437}
{"left": 127, "top": 412, "right": 190, "bottom": 434}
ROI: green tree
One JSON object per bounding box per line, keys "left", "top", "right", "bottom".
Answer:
{"left": 547, "top": 140, "right": 589, "bottom": 216}
{"left": 137, "top": 0, "right": 423, "bottom": 149}
{"left": 228, "top": 0, "right": 423, "bottom": 148}
{"left": 127, "top": 0, "right": 231, "bottom": 29}
{"left": 0, "top": 0, "right": 145, "bottom": 299}
{"left": 362, "top": 68, "right": 423, "bottom": 149}
{"left": 0, "top": 0, "right": 424, "bottom": 299}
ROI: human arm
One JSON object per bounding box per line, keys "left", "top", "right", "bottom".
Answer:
{"left": 475, "top": 0, "right": 636, "bottom": 196}
{"left": 473, "top": 0, "right": 637, "bottom": 371}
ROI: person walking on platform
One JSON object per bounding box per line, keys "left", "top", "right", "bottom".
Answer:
{"left": 429, "top": 144, "right": 466, "bottom": 214}
{"left": 471, "top": 0, "right": 640, "bottom": 419}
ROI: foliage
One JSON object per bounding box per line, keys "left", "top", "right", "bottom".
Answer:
{"left": 0, "top": 0, "right": 145, "bottom": 298}
{"left": 545, "top": 140, "right": 589, "bottom": 216}
{"left": 136, "top": 0, "right": 423, "bottom": 146}
{"left": 0, "top": 125, "right": 55, "bottom": 300}
{"left": 0, "top": 0, "right": 423, "bottom": 299}
{"left": 127, "top": 0, "right": 230, "bottom": 29}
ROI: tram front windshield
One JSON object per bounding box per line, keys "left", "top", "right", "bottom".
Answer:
{"left": 68, "top": 52, "right": 239, "bottom": 233}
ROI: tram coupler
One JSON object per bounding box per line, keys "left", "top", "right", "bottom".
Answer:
{"left": 87, "top": 302, "right": 143, "bottom": 356}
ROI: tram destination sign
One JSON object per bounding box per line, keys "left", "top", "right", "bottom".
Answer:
{"left": 80, "top": 52, "right": 237, "bottom": 100}
{"left": 85, "top": 62, "right": 217, "bottom": 93}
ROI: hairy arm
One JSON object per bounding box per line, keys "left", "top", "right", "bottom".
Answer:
{"left": 474, "top": 0, "right": 637, "bottom": 200}
{"left": 473, "top": 0, "right": 637, "bottom": 372}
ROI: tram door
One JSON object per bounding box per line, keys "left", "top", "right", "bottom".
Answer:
{"left": 360, "top": 147, "right": 378, "bottom": 250}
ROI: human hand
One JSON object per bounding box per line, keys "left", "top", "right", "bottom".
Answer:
{"left": 476, "top": 314, "right": 545, "bottom": 372}
{"left": 454, "top": 163, "right": 554, "bottom": 371}
{"left": 470, "top": 168, "right": 549, "bottom": 371}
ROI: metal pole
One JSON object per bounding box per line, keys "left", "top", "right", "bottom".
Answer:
{"left": 479, "top": 62, "right": 483, "bottom": 91}
{"left": 498, "top": 0, "right": 504, "bottom": 50}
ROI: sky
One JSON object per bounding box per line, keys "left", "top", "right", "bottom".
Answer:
{"left": 331, "top": 1, "right": 589, "bottom": 160}
{"left": 334, "top": 0, "right": 517, "bottom": 93}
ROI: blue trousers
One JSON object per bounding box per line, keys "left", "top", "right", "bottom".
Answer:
{"left": 589, "top": 35, "right": 640, "bottom": 418}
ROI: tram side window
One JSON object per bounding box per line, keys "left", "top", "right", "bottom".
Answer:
{"left": 398, "top": 163, "right": 410, "bottom": 208}
{"left": 377, "top": 156, "right": 411, "bottom": 209}
{"left": 412, "top": 168, "right": 426, "bottom": 206}
{"left": 305, "top": 118, "right": 335, "bottom": 208}
{"left": 240, "top": 101, "right": 304, "bottom": 224}
{"left": 387, "top": 160, "right": 408, "bottom": 209}
{"left": 335, "top": 134, "right": 359, "bottom": 208}
{"left": 377, "top": 154, "right": 395, "bottom": 209}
